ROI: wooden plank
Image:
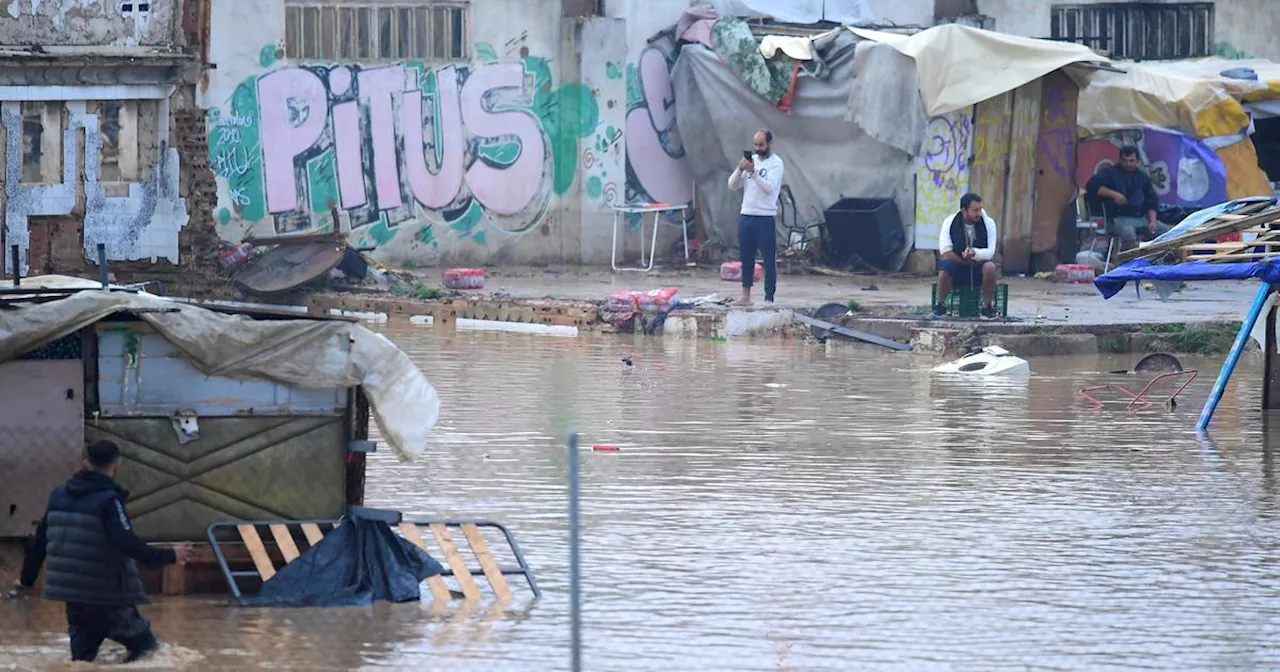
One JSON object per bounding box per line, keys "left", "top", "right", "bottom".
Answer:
{"left": 1002, "top": 79, "right": 1042, "bottom": 273}
{"left": 236, "top": 524, "right": 276, "bottom": 582}
{"left": 269, "top": 524, "right": 301, "bottom": 564}
{"left": 399, "top": 523, "right": 453, "bottom": 603}
{"left": 1189, "top": 250, "right": 1280, "bottom": 261}
{"left": 1032, "top": 71, "right": 1078, "bottom": 257}
{"left": 1118, "top": 207, "right": 1280, "bottom": 262}
{"left": 460, "top": 524, "right": 514, "bottom": 602}
{"left": 300, "top": 523, "right": 325, "bottom": 547}
{"left": 792, "top": 313, "right": 911, "bottom": 351}
{"left": 1180, "top": 241, "right": 1280, "bottom": 251}
{"left": 429, "top": 523, "right": 482, "bottom": 600}
{"left": 970, "top": 92, "right": 1013, "bottom": 246}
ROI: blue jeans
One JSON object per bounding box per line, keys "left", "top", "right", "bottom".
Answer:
{"left": 738, "top": 214, "right": 777, "bottom": 300}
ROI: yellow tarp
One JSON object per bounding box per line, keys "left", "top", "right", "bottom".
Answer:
{"left": 1079, "top": 59, "right": 1280, "bottom": 139}
{"left": 849, "top": 24, "right": 1106, "bottom": 117}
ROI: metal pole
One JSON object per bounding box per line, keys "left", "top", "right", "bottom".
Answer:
{"left": 9, "top": 245, "right": 18, "bottom": 287}
{"left": 567, "top": 430, "right": 581, "bottom": 672}
{"left": 96, "top": 243, "right": 108, "bottom": 289}
{"left": 1197, "top": 282, "right": 1273, "bottom": 431}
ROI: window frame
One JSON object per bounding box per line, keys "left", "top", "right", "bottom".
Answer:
{"left": 283, "top": 1, "right": 470, "bottom": 62}
{"left": 1049, "top": 2, "right": 1214, "bottom": 61}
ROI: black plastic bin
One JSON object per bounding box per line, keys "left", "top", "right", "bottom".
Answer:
{"left": 823, "top": 198, "right": 904, "bottom": 270}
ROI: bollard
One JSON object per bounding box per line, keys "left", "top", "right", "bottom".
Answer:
{"left": 10, "top": 244, "right": 18, "bottom": 287}
{"left": 567, "top": 430, "right": 581, "bottom": 672}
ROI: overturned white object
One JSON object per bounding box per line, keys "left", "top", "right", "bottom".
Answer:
{"left": 931, "top": 345, "right": 1030, "bottom": 377}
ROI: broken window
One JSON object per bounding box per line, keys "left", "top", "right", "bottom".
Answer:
{"left": 284, "top": 2, "right": 468, "bottom": 61}
{"left": 1050, "top": 3, "right": 1214, "bottom": 60}
{"left": 20, "top": 102, "right": 62, "bottom": 185}
{"left": 94, "top": 101, "right": 123, "bottom": 183}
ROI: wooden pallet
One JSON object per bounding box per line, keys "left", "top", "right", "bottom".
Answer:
{"left": 219, "top": 519, "right": 530, "bottom": 604}
{"left": 1117, "top": 201, "right": 1280, "bottom": 263}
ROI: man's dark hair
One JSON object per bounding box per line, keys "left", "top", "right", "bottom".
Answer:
{"left": 759, "top": 129, "right": 773, "bottom": 143}
{"left": 85, "top": 440, "right": 120, "bottom": 469}
{"left": 960, "top": 192, "right": 982, "bottom": 210}
{"left": 1119, "top": 146, "right": 1139, "bottom": 159}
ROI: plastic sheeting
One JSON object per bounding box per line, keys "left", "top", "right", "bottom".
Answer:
{"left": 671, "top": 32, "right": 916, "bottom": 269}
{"left": 243, "top": 515, "right": 444, "bottom": 607}
{"left": 0, "top": 280, "right": 440, "bottom": 461}
{"left": 849, "top": 25, "right": 1104, "bottom": 117}
{"left": 1095, "top": 259, "right": 1280, "bottom": 299}
{"left": 1078, "top": 59, "right": 1280, "bottom": 140}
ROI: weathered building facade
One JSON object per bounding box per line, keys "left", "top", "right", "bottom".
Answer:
{"left": 201, "top": 0, "right": 696, "bottom": 267}
{"left": 0, "top": 0, "right": 218, "bottom": 290}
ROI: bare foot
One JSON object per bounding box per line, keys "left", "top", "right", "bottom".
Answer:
{"left": 731, "top": 294, "right": 753, "bottom": 307}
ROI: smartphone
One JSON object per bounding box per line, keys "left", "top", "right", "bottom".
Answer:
{"left": 743, "top": 150, "right": 753, "bottom": 161}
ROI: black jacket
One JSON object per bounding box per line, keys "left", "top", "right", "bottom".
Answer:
{"left": 20, "top": 470, "right": 176, "bottom": 606}
{"left": 1085, "top": 164, "right": 1159, "bottom": 219}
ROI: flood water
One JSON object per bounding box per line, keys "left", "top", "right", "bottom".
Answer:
{"left": 4, "top": 327, "right": 1280, "bottom": 671}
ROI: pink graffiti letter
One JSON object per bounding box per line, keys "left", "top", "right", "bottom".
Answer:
{"left": 460, "top": 63, "right": 546, "bottom": 215}
{"left": 625, "top": 48, "right": 693, "bottom": 205}
{"left": 357, "top": 66, "right": 406, "bottom": 210}
{"left": 403, "top": 66, "right": 465, "bottom": 209}
{"left": 331, "top": 101, "right": 366, "bottom": 209}
{"left": 257, "top": 68, "right": 328, "bottom": 213}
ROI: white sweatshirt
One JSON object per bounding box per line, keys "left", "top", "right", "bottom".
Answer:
{"left": 937, "top": 210, "right": 998, "bottom": 262}
{"left": 727, "top": 153, "right": 785, "bottom": 216}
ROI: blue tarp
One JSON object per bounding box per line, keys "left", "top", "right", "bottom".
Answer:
{"left": 1095, "top": 259, "right": 1280, "bottom": 298}
{"left": 1094, "top": 196, "right": 1280, "bottom": 299}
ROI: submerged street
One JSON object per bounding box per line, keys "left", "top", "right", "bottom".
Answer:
{"left": 3, "top": 326, "right": 1280, "bottom": 670}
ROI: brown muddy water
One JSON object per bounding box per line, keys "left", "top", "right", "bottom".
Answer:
{"left": 3, "top": 327, "right": 1280, "bottom": 671}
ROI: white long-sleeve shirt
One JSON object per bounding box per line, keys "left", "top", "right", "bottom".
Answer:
{"left": 727, "top": 153, "right": 785, "bottom": 216}
{"left": 938, "top": 210, "right": 998, "bottom": 262}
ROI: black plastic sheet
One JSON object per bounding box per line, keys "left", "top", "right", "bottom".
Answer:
{"left": 242, "top": 516, "right": 444, "bottom": 608}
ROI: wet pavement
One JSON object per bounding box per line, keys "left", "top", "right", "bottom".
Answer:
{"left": 465, "top": 265, "right": 1258, "bottom": 326}
{"left": 3, "top": 327, "right": 1280, "bottom": 670}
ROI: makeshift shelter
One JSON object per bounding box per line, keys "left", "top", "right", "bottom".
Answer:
{"left": 1076, "top": 59, "right": 1280, "bottom": 211}
{"left": 0, "top": 276, "right": 440, "bottom": 548}
{"left": 671, "top": 21, "right": 1106, "bottom": 274}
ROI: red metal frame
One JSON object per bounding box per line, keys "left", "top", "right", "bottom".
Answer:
{"left": 1079, "top": 370, "right": 1199, "bottom": 412}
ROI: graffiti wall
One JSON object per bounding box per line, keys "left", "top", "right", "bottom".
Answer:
{"left": 3, "top": 96, "right": 187, "bottom": 275}
{"left": 209, "top": 44, "right": 600, "bottom": 256}
{"left": 625, "top": 41, "right": 693, "bottom": 207}
{"left": 1075, "top": 128, "right": 1228, "bottom": 210}
{"left": 914, "top": 109, "right": 974, "bottom": 250}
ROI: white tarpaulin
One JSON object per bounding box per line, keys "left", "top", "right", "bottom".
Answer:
{"left": 850, "top": 24, "right": 1106, "bottom": 116}
{"left": 0, "top": 279, "right": 440, "bottom": 461}
{"left": 713, "top": 0, "right": 873, "bottom": 24}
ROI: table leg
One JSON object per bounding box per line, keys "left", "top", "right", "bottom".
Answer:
{"left": 646, "top": 212, "right": 659, "bottom": 271}
{"left": 611, "top": 210, "right": 620, "bottom": 272}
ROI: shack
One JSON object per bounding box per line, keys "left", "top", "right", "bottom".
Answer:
{"left": 0, "top": 274, "right": 439, "bottom": 594}
{"left": 669, "top": 21, "right": 1106, "bottom": 275}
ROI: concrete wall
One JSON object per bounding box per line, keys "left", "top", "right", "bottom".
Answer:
{"left": 0, "top": 0, "right": 193, "bottom": 276}
{"left": 204, "top": 0, "right": 648, "bottom": 266}
{"left": 0, "top": 0, "right": 177, "bottom": 47}
{"left": 971, "top": 0, "right": 1280, "bottom": 61}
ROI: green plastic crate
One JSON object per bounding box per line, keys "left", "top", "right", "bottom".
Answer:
{"left": 930, "top": 283, "right": 1008, "bottom": 318}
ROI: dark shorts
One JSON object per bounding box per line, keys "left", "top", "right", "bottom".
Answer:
{"left": 66, "top": 602, "right": 157, "bottom": 662}
{"left": 939, "top": 258, "right": 986, "bottom": 286}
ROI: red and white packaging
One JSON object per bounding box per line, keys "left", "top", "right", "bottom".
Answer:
{"left": 443, "top": 268, "right": 485, "bottom": 290}
{"left": 1054, "top": 264, "right": 1094, "bottom": 284}
{"left": 720, "top": 261, "right": 763, "bottom": 282}
{"left": 607, "top": 287, "right": 679, "bottom": 313}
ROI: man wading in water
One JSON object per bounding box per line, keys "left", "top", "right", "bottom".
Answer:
{"left": 728, "top": 129, "right": 785, "bottom": 306}
{"left": 9, "top": 440, "right": 191, "bottom": 662}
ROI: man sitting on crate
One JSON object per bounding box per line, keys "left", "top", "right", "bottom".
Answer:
{"left": 8, "top": 440, "right": 191, "bottom": 663}
{"left": 933, "top": 192, "right": 999, "bottom": 319}
{"left": 1085, "top": 146, "right": 1171, "bottom": 252}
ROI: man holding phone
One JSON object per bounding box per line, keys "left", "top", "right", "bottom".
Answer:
{"left": 727, "top": 129, "right": 784, "bottom": 305}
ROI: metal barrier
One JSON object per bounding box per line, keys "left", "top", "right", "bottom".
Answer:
{"left": 207, "top": 517, "right": 539, "bottom": 604}
{"left": 1079, "top": 370, "right": 1199, "bottom": 412}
